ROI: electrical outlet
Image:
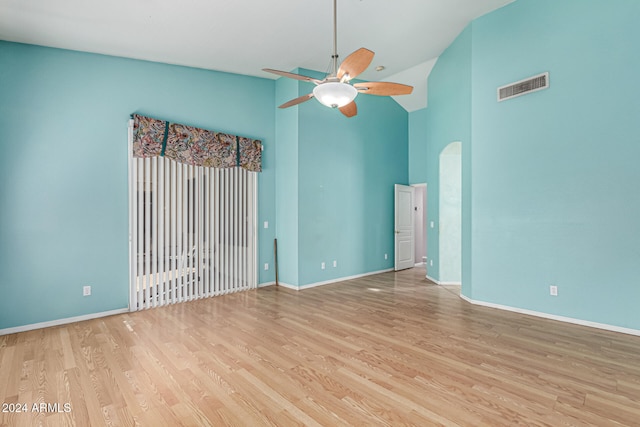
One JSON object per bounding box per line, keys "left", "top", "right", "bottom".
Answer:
{"left": 333, "top": 260, "right": 337, "bottom": 267}
{"left": 83, "top": 286, "right": 91, "bottom": 296}
{"left": 264, "top": 263, "right": 269, "bottom": 270}
{"left": 430, "top": 259, "right": 433, "bottom": 267}
{"left": 263, "top": 221, "right": 268, "bottom": 229}
{"left": 384, "top": 253, "right": 388, "bottom": 260}
{"left": 550, "top": 285, "right": 558, "bottom": 296}
{"left": 321, "top": 262, "right": 325, "bottom": 270}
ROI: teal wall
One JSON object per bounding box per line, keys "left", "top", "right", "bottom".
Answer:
{"left": 408, "top": 106, "right": 428, "bottom": 275}
{"left": 408, "top": 107, "right": 428, "bottom": 184}
{"left": 422, "top": 27, "right": 473, "bottom": 288}
{"left": 274, "top": 75, "right": 300, "bottom": 285}
{"left": 0, "top": 41, "right": 409, "bottom": 329}
{"left": 275, "top": 69, "right": 409, "bottom": 287}
{"left": 419, "top": 0, "right": 640, "bottom": 330}
{"left": 0, "top": 41, "right": 276, "bottom": 330}
{"left": 7, "top": 0, "right": 636, "bottom": 333}
{"left": 470, "top": 0, "right": 640, "bottom": 329}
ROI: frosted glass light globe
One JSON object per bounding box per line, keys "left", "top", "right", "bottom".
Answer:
{"left": 313, "top": 82, "right": 358, "bottom": 108}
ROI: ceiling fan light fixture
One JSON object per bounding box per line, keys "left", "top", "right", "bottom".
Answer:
{"left": 263, "top": 0, "right": 412, "bottom": 117}
{"left": 313, "top": 82, "right": 358, "bottom": 108}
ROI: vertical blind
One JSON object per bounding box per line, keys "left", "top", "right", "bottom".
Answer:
{"left": 128, "top": 115, "right": 260, "bottom": 311}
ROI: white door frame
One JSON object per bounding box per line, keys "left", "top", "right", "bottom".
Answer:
{"left": 394, "top": 184, "right": 415, "bottom": 271}
{"left": 411, "top": 183, "right": 427, "bottom": 267}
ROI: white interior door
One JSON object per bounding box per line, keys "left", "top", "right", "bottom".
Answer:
{"left": 394, "top": 184, "right": 415, "bottom": 271}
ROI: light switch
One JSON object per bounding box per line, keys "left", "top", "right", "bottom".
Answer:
{"left": 264, "top": 221, "right": 268, "bottom": 229}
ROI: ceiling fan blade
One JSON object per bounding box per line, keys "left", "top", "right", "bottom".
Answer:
{"left": 354, "top": 81, "right": 414, "bottom": 96}
{"left": 339, "top": 101, "right": 357, "bottom": 118}
{"left": 278, "top": 93, "right": 314, "bottom": 109}
{"left": 337, "top": 48, "right": 374, "bottom": 81}
{"left": 263, "top": 68, "right": 321, "bottom": 84}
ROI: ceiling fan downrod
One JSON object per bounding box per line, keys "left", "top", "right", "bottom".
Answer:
{"left": 331, "top": 0, "right": 339, "bottom": 77}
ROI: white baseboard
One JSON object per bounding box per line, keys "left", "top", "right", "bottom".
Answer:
{"left": 275, "top": 269, "right": 395, "bottom": 291}
{"left": 0, "top": 308, "right": 129, "bottom": 336}
{"left": 258, "top": 281, "right": 297, "bottom": 290}
{"left": 459, "top": 294, "right": 640, "bottom": 337}
{"left": 258, "top": 281, "right": 276, "bottom": 288}
{"left": 426, "top": 275, "right": 460, "bottom": 286}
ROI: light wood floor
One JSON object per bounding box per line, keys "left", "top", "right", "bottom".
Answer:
{"left": 2, "top": 268, "right": 640, "bottom": 426}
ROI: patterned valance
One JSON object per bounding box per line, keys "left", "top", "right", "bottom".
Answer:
{"left": 132, "top": 114, "right": 262, "bottom": 172}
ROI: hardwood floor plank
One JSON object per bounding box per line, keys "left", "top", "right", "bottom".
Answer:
{"left": 336, "top": 368, "right": 460, "bottom": 426}
{"left": 2, "top": 268, "right": 640, "bottom": 426}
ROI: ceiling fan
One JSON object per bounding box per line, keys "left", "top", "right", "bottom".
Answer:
{"left": 263, "top": 0, "right": 413, "bottom": 118}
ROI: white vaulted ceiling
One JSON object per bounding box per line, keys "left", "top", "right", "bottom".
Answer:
{"left": 0, "top": 0, "right": 513, "bottom": 111}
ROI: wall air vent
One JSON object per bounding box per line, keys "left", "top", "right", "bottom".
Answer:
{"left": 497, "top": 72, "right": 549, "bottom": 102}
